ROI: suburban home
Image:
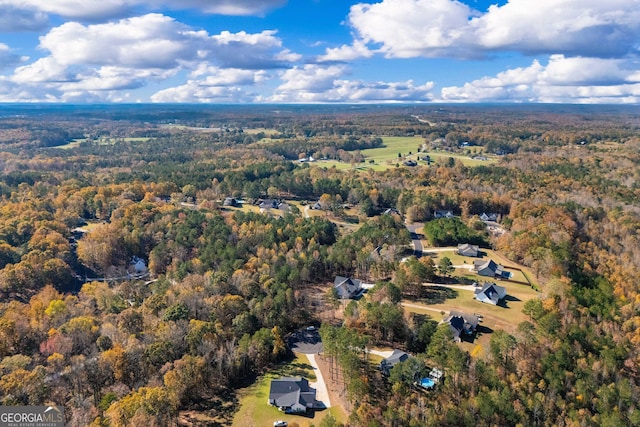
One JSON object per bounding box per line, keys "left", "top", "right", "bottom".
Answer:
{"left": 223, "top": 197, "right": 238, "bottom": 207}
{"left": 277, "top": 202, "right": 290, "bottom": 212}
{"left": 259, "top": 199, "right": 279, "bottom": 209}
{"left": 130, "top": 257, "right": 147, "bottom": 274}
{"left": 334, "top": 276, "right": 363, "bottom": 299}
{"left": 480, "top": 212, "right": 499, "bottom": 222}
{"left": 268, "top": 377, "right": 316, "bottom": 413}
{"left": 444, "top": 311, "right": 479, "bottom": 342}
{"left": 474, "top": 259, "right": 512, "bottom": 279}
{"left": 434, "top": 210, "right": 454, "bottom": 219}
{"left": 474, "top": 282, "right": 507, "bottom": 305}
{"left": 457, "top": 243, "right": 479, "bottom": 257}
{"left": 379, "top": 349, "right": 411, "bottom": 375}
{"left": 383, "top": 208, "right": 400, "bottom": 216}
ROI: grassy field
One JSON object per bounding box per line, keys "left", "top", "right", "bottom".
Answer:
{"left": 401, "top": 244, "right": 541, "bottom": 336}
{"left": 420, "top": 282, "right": 539, "bottom": 330}
{"left": 422, "top": 247, "right": 537, "bottom": 288}
{"left": 243, "top": 128, "right": 279, "bottom": 135}
{"left": 56, "top": 136, "right": 151, "bottom": 149}
{"left": 232, "top": 354, "right": 348, "bottom": 427}
{"left": 309, "top": 136, "right": 498, "bottom": 171}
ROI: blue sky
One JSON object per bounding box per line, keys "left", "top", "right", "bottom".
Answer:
{"left": 0, "top": 0, "right": 639, "bottom": 103}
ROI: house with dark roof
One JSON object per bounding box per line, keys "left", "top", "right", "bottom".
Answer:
{"left": 379, "top": 349, "right": 411, "bottom": 375}
{"left": 223, "top": 197, "right": 238, "bottom": 207}
{"left": 434, "top": 210, "right": 454, "bottom": 219}
{"left": 480, "top": 212, "right": 499, "bottom": 222}
{"left": 259, "top": 199, "right": 279, "bottom": 209}
{"left": 334, "top": 276, "right": 363, "bottom": 299}
{"left": 443, "top": 311, "right": 479, "bottom": 342}
{"left": 277, "top": 202, "right": 290, "bottom": 212}
{"left": 457, "top": 243, "right": 479, "bottom": 257}
{"left": 268, "top": 377, "right": 316, "bottom": 413}
{"left": 474, "top": 282, "right": 507, "bottom": 305}
{"left": 474, "top": 259, "right": 512, "bottom": 279}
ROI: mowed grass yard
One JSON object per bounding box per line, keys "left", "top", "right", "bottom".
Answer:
{"left": 423, "top": 247, "right": 536, "bottom": 287}
{"left": 309, "top": 136, "right": 498, "bottom": 171}
{"left": 232, "top": 354, "right": 348, "bottom": 427}
{"left": 402, "top": 246, "right": 541, "bottom": 334}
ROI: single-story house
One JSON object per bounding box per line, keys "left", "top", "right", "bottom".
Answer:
{"left": 383, "top": 208, "right": 400, "bottom": 216}
{"left": 403, "top": 159, "right": 417, "bottom": 167}
{"left": 474, "top": 259, "right": 512, "bottom": 279}
{"left": 223, "top": 197, "right": 238, "bottom": 207}
{"left": 457, "top": 243, "right": 479, "bottom": 257}
{"left": 268, "top": 377, "right": 316, "bottom": 413}
{"left": 379, "top": 349, "right": 411, "bottom": 375}
{"left": 334, "top": 276, "right": 363, "bottom": 299}
{"left": 259, "top": 199, "right": 279, "bottom": 209}
{"left": 277, "top": 202, "right": 290, "bottom": 212}
{"left": 429, "top": 367, "right": 444, "bottom": 383}
{"left": 130, "top": 257, "right": 147, "bottom": 274}
{"left": 444, "top": 311, "right": 479, "bottom": 342}
{"left": 474, "top": 282, "right": 507, "bottom": 305}
{"left": 434, "top": 210, "right": 454, "bottom": 219}
{"left": 480, "top": 213, "right": 499, "bottom": 222}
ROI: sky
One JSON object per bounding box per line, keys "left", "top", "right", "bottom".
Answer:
{"left": 0, "top": 0, "right": 639, "bottom": 104}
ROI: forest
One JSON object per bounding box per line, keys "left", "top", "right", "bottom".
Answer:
{"left": 0, "top": 103, "right": 639, "bottom": 426}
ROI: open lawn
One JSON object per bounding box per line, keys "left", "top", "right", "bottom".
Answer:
{"left": 232, "top": 354, "right": 347, "bottom": 427}
{"left": 243, "top": 128, "right": 279, "bottom": 135}
{"left": 422, "top": 247, "right": 538, "bottom": 288}
{"left": 55, "top": 136, "right": 151, "bottom": 149}
{"left": 405, "top": 278, "right": 540, "bottom": 336}
{"left": 307, "top": 136, "right": 498, "bottom": 171}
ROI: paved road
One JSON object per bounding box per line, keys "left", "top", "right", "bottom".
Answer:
{"left": 288, "top": 329, "right": 323, "bottom": 354}
{"left": 305, "top": 354, "right": 331, "bottom": 409}
{"left": 405, "top": 223, "right": 424, "bottom": 258}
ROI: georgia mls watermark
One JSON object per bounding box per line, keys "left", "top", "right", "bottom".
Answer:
{"left": 0, "top": 406, "right": 64, "bottom": 427}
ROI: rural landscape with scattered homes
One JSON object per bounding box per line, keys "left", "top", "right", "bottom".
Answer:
{"left": 0, "top": 104, "right": 639, "bottom": 426}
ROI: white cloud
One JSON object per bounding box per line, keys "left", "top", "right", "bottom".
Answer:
{"left": 151, "top": 66, "right": 266, "bottom": 102}
{"left": 0, "top": 43, "right": 24, "bottom": 70}
{"left": 269, "top": 64, "right": 434, "bottom": 102}
{"left": 348, "top": 0, "right": 478, "bottom": 58}
{"left": 318, "top": 40, "right": 374, "bottom": 62}
{"left": 4, "top": 0, "right": 132, "bottom": 21}
{"left": 0, "top": 0, "right": 287, "bottom": 22}
{"left": 12, "top": 57, "right": 73, "bottom": 83}
{"left": 39, "top": 14, "right": 204, "bottom": 69}
{"left": 189, "top": 65, "right": 266, "bottom": 86}
{"left": 3, "top": 14, "right": 300, "bottom": 101}
{"left": 0, "top": 4, "right": 48, "bottom": 31}
{"left": 347, "top": 0, "right": 640, "bottom": 59}
{"left": 149, "top": 0, "right": 287, "bottom": 16}
{"left": 151, "top": 83, "right": 253, "bottom": 103}
{"left": 210, "top": 30, "right": 301, "bottom": 69}
{"left": 277, "top": 65, "right": 348, "bottom": 92}
{"left": 440, "top": 55, "right": 640, "bottom": 103}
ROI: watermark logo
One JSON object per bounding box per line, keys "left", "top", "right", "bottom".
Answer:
{"left": 0, "top": 406, "right": 64, "bottom": 427}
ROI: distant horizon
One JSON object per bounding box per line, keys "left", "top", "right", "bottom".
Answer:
{"left": 0, "top": 0, "right": 639, "bottom": 104}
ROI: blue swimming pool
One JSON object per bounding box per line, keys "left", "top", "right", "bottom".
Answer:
{"left": 420, "top": 378, "right": 435, "bottom": 389}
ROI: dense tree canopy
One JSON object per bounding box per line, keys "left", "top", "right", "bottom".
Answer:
{"left": 0, "top": 104, "right": 639, "bottom": 426}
